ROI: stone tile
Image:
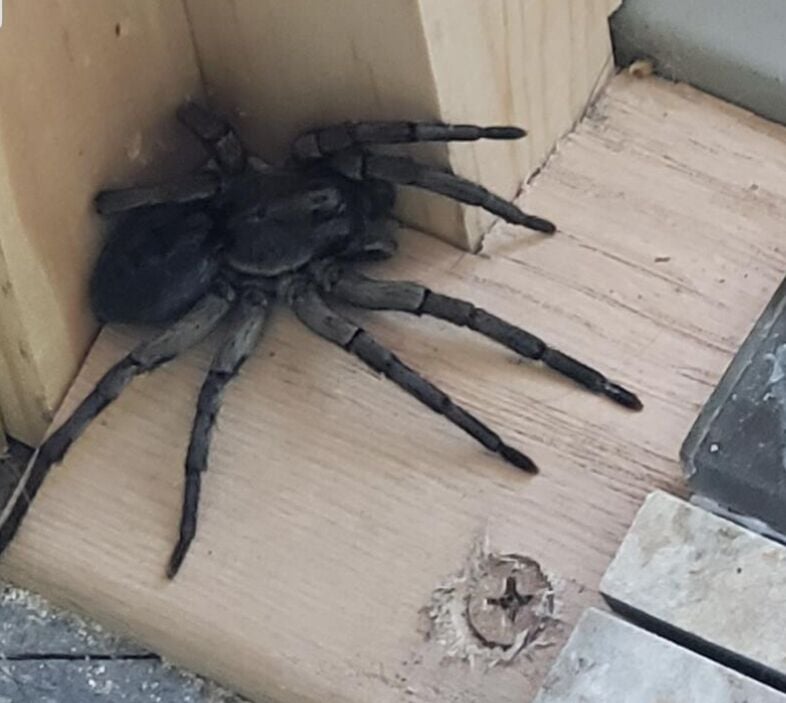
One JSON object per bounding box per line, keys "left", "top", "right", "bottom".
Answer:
{"left": 0, "top": 659, "right": 238, "bottom": 703}
{"left": 681, "top": 277, "right": 786, "bottom": 538}
{"left": 601, "top": 491, "right": 786, "bottom": 690}
{"left": 0, "top": 585, "right": 144, "bottom": 658}
{"left": 0, "top": 584, "right": 246, "bottom": 703}
{"left": 534, "top": 608, "right": 786, "bottom": 703}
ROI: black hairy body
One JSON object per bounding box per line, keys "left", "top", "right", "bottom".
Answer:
{"left": 0, "top": 103, "right": 642, "bottom": 578}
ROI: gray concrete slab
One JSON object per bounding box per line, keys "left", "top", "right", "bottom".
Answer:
{"left": 0, "top": 584, "right": 249, "bottom": 702}
{"left": 533, "top": 608, "right": 786, "bottom": 703}
{"left": 681, "top": 277, "right": 786, "bottom": 538}
{"left": 611, "top": 0, "right": 786, "bottom": 126}
{"left": 0, "top": 659, "right": 240, "bottom": 702}
{"left": 0, "top": 585, "right": 146, "bottom": 658}
{"left": 601, "top": 491, "right": 786, "bottom": 691}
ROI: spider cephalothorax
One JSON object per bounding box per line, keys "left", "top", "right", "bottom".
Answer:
{"left": 0, "top": 103, "right": 641, "bottom": 578}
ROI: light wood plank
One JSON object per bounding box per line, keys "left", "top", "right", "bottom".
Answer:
{"left": 0, "top": 0, "right": 203, "bottom": 444}
{"left": 185, "top": 0, "right": 617, "bottom": 250}
{"left": 4, "top": 75, "right": 786, "bottom": 703}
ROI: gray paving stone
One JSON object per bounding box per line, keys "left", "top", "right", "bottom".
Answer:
{"left": 0, "top": 659, "right": 238, "bottom": 702}
{"left": 0, "top": 583, "right": 247, "bottom": 702}
{"left": 533, "top": 608, "right": 786, "bottom": 703}
{"left": 0, "top": 585, "right": 145, "bottom": 657}
{"left": 681, "top": 277, "right": 786, "bottom": 539}
{"left": 600, "top": 491, "right": 786, "bottom": 691}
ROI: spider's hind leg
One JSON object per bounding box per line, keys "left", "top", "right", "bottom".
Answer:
{"left": 323, "top": 269, "right": 642, "bottom": 410}
{"left": 168, "top": 287, "right": 269, "bottom": 578}
{"left": 288, "top": 284, "right": 537, "bottom": 473}
{"left": 328, "top": 150, "right": 555, "bottom": 234}
{"left": 0, "top": 285, "right": 234, "bottom": 559}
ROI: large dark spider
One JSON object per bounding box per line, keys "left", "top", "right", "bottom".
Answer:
{"left": 0, "top": 103, "right": 641, "bottom": 578}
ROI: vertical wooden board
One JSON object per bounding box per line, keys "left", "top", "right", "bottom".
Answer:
{"left": 4, "top": 76, "right": 786, "bottom": 703}
{"left": 183, "top": 0, "right": 466, "bottom": 246}
{"left": 0, "top": 0, "right": 203, "bottom": 445}
{"left": 417, "top": 0, "right": 616, "bottom": 244}
{"left": 184, "top": 0, "right": 616, "bottom": 251}
{"left": 185, "top": 0, "right": 441, "bottom": 158}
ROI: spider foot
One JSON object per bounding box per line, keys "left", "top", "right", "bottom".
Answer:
{"left": 499, "top": 444, "right": 539, "bottom": 473}
{"left": 167, "top": 538, "right": 190, "bottom": 580}
{"left": 602, "top": 381, "right": 643, "bottom": 411}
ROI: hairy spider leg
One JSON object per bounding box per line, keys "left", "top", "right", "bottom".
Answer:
{"left": 324, "top": 269, "right": 642, "bottom": 410}
{"left": 168, "top": 288, "right": 269, "bottom": 578}
{"left": 328, "top": 150, "right": 555, "bottom": 234}
{"left": 94, "top": 173, "right": 221, "bottom": 215}
{"left": 288, "top": 284, "right": 537, "bottom": 472}
{"left": 94, "top": 101, "right": 250, "bottom": 216}
{"left": 0, "top": 286, "right": 234, "bottom": 556}
{"left": 177, "top": 101, "right": 247, "bottom": 175}
{"left": 291, "top": 119, "right": 527, "bottom": 160}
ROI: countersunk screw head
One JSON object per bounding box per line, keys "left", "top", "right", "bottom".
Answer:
{"left": 466, "top": 556, "right": 552, "bottom": 648}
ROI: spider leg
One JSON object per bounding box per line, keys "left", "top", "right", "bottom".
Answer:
{"left": 323, "top": 269, "right": 642, "bottom": 410}
{"left": 94, "top": 173, "right": 220, "bottom": 215}
{"left": 328, "top": 151, "right": 555, "bottom": 234}
{"left": 292, "top": 120, "right": 526, "bottom": 160}
{"left": 0, "top": 284, "right": 234, "bottom": 556}
{"left": 177, "top": 101, "right": 246, "bottom": 175}
{"left": 288, "top": 283, "right": 537, "bottom": 472}
{"left": 168, "top": 287, "right": 269, "bottom": 578}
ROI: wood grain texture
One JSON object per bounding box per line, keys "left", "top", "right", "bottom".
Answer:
{"left": 0, "top": 0, "right": 203, "bottom": 445}
{"left": 184, "top": 0, "right": 617, "bottom": 250}
{"left": 4, "top": 75, "right": 786, "bottom": 703}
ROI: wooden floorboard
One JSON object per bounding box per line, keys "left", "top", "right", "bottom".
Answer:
{"left": 3, "top": 74, "right": 786, "bottom": 703}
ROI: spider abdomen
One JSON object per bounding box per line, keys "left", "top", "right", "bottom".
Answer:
{"left": 90, "top": 203, "right": 220, "bottom": 324}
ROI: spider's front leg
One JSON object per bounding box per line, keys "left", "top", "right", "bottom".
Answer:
{"left": 292, "top": 120, "right": 527, "bottom": 160}
{"left": 291, "top": 118, "right": 555, "bottom": 234}
{"left": 0, "top": 284, "right": 235, "bottom": 557}
{"left": 177, "top": 101, "right": 247, "bottom": 175}
{"left": 320, "top": 268, "right": 642, "bottom": 410}
{"left": 330, "top": 150, "right": 555, "bottom": 234}
{"left": 168, "top": 287, "right": 269, "bottom": 578}
{"left": 94, "top": 173, "right": 221, "bottom": 215}
{"left": 95, "top": 100, "right": 253, "bottom": 216}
